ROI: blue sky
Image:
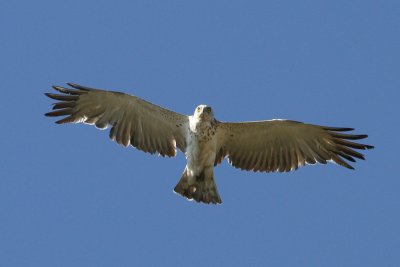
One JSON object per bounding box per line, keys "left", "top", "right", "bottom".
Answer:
{"left": 1, "top": 0, "right": 399, "bottom": 266}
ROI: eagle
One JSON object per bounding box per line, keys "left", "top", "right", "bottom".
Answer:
{"left": 45, "top": 83, "right": 373, "bottom": 204}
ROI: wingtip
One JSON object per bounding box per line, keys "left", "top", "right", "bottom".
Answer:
{"left": 324, "top": 126, "right": 355, "bottom": 132}
{"left": 341, "top": 127, "right": 354, "bottom": 132}
{"left": 66, "top": 82, "right": 77, "bottom": 87}
{"left": 55, "top": 116, "right": 75, "bottom": 124}
{"left": 66, "top": 82, "right": 92, "bottom": 91}
{"left": 52, "top": 85, "right": 65, "bottom": 94}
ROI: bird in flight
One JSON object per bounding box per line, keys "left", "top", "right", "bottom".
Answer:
{"left": 45, "top": 83, "right": 373, "bottom": 204}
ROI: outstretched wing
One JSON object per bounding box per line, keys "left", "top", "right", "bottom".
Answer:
{"left": 45, "top": 83, "right": 189, "bottom": 157}
{"left": 215, "top": 120, "right": 373, "bottom": 171}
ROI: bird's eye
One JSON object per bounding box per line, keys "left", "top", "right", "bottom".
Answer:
{"left": 197, "top": 107, "right": 201, "bottom": 112}
{"left": 204, "top": 107, "right": 211, "bottom": 113}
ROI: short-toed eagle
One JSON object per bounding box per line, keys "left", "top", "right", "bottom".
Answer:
{"left": 45, "top": 83, "right": 373, "bottom": 204}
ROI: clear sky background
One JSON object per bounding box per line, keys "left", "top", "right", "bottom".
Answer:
{"left": 0, "top": 1, "right": 398, "bottom": 266}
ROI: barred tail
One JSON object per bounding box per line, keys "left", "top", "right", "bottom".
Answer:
{"left": 173, "top": 167, "right": 222, "bottom": 204}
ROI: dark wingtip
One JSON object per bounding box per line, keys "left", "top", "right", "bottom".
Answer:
{"left": 55, "top": 116, "right": 75, "bottom": 124}
{"left": 338, "top": 127, "right": 354, "bottom": 132}
{"left": 324, "top": 126, "right": 355, "bottom": 132}
{"left": 66, "top": 82, "right": 92, "bottom": 91}
{"left": 66, "top": 82, "right": 77, "bottom": 87}
{"left": 52, "top": 85, "right": 66, "bottom": 92}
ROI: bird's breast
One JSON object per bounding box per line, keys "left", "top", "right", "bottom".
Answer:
{"left": 185, "top": 120, "right": 218, "bottom": 174}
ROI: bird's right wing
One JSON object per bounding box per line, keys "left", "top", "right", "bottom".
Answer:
{"left": 215, "top": 119, "right": 373, "bottom": 171}
{"left": 45, "top": 83, "right": 189, "bottom": 157}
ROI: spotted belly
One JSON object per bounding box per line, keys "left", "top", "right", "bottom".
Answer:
{"left": 185, "top": 134, "right": 217, "bottom": 177}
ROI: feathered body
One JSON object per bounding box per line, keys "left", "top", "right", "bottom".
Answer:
{"left": 174, "top": 105, "right": 221, "bottom": 203}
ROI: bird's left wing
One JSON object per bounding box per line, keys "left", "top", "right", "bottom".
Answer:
{"left": 45, "top": 83, "right": 189, "bottom": 157}
{"left": 215, "top": 120, "right": 373, "bottom": 171}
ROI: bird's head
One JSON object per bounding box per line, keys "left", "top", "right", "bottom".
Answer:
{"left": 194, "top": 105, "right": 214, "bottom": 121}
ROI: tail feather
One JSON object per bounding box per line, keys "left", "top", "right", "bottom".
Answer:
{"left": 174, "top": 167, "right": 222, "bottom": 204}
